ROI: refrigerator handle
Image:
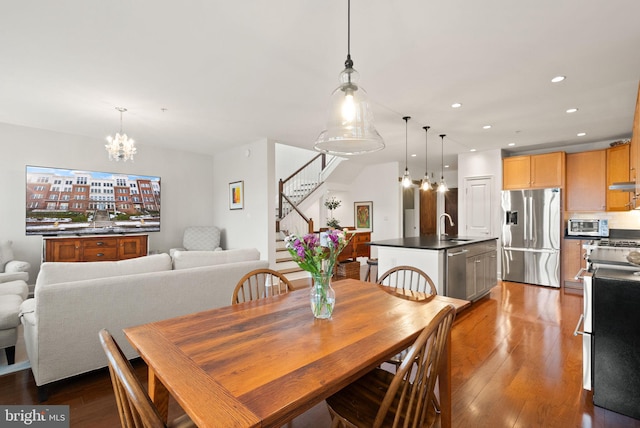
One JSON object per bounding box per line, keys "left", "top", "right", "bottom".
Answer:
{"left": 523, "top": 195, "right": 527, "bottom": 242}
{"left": 528, "top": 195, "right": 534, "bottom": 245}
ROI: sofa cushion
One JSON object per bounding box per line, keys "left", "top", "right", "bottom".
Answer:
{"left": 0, "top": 240, "right": 15, "bottom": 273}
{"left": 36, "top": 253, "right": 172, "bottom": 287}
{"left": 172, "top": 248, "right": 260, "bottom": 270}
{"left": 0, "top": 294, "right": 23, "bottom": 329}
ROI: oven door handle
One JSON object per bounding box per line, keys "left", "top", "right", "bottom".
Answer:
{"left": 574, "top": 267, "right": 587, "bottom": 281}
{"left": 573, "top": 314, "right": 586, "bottom": 336}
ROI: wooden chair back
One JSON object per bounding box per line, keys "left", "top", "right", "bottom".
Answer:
{"left": 377, "top": 265, "right": 438, "bottom": 295}
{"left": 232, "top": 269, "right": 293, "bottom": 305}
{"left": 378, "top": 304, "right": 455, "bottom": 427}
{"left": 99, "top": 329, "right": 167, "bottom": 428}
{"left": 326, "top": 304, "right": 456, "bottom": 428}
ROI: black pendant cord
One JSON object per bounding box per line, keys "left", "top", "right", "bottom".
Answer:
{"left": 345, "top": 0, "right": 353, "bottom": 69}
{"left": 423, "top": 126, "right": 430, "bottom": 175}
{"left": 403, "top": 116, "right": 411, "bottom": 170}
{"left": 439, "top": 134, "right": 446, "bottom": 180}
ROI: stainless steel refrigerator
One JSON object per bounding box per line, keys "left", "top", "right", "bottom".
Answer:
{"left": 501, "top": 188, "right": 561, "bottom": 287}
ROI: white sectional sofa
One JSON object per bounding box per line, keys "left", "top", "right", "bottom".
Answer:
{"left": 19, "top": 248, "right": 267, "bottom": 398}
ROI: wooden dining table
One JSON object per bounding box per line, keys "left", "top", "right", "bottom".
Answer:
{"left": 124, "top": 278, "right": 470, "bottom": 427}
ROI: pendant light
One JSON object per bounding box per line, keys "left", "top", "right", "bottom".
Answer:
{"left": 437, "top": 134, "right": 448, "bottom": 193}
{"left": 105, "top": 107, "right": 137, "bottom": 162}
{"left": 401, "top": 116, "right": 412, "bottom": 188}
{"left": 421, "top": 126, "right": 432, "bottom": 191}
{"left": 314, "top": 0, "right": 385, "bottom": 156}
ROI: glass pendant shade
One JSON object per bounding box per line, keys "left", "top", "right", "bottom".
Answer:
{"left": 400, "top": 116, "right": 411, "bottom": 187}
{"left": 421, "top": 125, "right": 431, "bottom": 191}
{"left": 421, "top": 173, "right": 431, "bottom": 191}
{"left": 402, "top": 168, "right": 412, "bottom": 188}
{"left": 438, "top": 133, "right": 447, "bottom": 193}
{"left": 314, "top": 66, "right": 385, "bottom": 155}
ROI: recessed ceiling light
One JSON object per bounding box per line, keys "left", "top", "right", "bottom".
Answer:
{"left": 483, "top": 125, "right": 492, "bottom": 129}
{"left": 577, "top": 132, "right": 587, "bottom": 137}
{"left": 551, "top": 76, "right": 566, "bottom": 83}
{"left": 470, "top": 148, "right": 477, "bottom": 152}
{"left": 566, "top": 108, "right": 578, "bottom": 113}
{"left": 411, "top": 153, "right": 417, "bottom": 157}
{"left": 451, "top": 102, "right": 462, "bottom": 108}
{"left": 445, "top": 165, "right": 450, "bottom": 168}
{"left": 508, "top": 143, "right": 516, "bottom": 147}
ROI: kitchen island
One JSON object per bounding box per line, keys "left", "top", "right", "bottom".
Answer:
{"left": 369, "top": 236, "right": 498, "bottom": 300}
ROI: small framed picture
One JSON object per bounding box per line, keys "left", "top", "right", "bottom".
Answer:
{"left": 229, "top": 181, "right": 244, "bottom": 210}
{"left": 354, "top": 201, "right": 373, "bottom": 231}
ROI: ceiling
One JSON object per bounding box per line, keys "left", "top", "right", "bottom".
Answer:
{"left": 2, "top": 1, "right": 639, "bottom": 176}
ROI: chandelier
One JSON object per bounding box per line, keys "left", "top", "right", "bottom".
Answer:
{"left": 313, "top": 0, "right": 385, "bottom": 155}
{"left": 105, "top": 107, "right": 137, "bottom": 162}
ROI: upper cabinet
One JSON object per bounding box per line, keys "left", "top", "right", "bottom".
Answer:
{"left": 566, "top": 150, "right": 606, "bottom": 211}
{"left": 503, "top": 152, "right": 565, "bottom": 190}
{"left": 606, "top": 143, "right": 632, "bottom": 211}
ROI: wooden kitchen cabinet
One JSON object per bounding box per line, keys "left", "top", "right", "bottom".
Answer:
{"left": 606, "top": 143, "right": 632, "bottom": 211}
{"left": 503, "top": 151, "right": 565, "bottom": 190}
{"left": 629, "top": 81, "right": 640, "bottom": 194}
{"left": 566, "top": 150, "right": 606, "bottom": 211}
{"left": 562, "top": 238, "right": 587, "bottom": 289}
{"left": 44, "top": 235, "right": 148, "bottom": 262}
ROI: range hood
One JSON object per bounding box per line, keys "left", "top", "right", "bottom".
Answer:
{"left": 609, "top": 182, "right": 637, "bottom": 192}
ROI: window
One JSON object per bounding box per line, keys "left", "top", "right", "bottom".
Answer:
{"left": 76, "top": 177, "right": 87, "bottom": 184}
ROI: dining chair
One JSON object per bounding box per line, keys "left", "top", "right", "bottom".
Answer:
{"left": 98, "top": 329, "right": 195, "bottom": 428}
{"left": 377, "top": 266, "right": 439, "bottom": 372}
{"left": 325, "top": 304, "right": 456, "bottom": 428}
{"left": 232, "top": 268, "right": 293, "bottom": 305}
{"left": 376, "top": 265, "right": 438, "bottom": 295}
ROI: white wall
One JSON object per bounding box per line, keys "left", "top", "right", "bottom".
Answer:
{"left": 212, "top": 139, "right": 273, "bottom": 264}
{"left": 0, "top": 123, "right": 215, "bottom": 282}
{"left": 349, "top": 162, "right": 402, "bottom": 257}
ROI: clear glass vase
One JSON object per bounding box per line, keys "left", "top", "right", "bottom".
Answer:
{"left": 310, "top": 271, "right": 335, "bottom": 319}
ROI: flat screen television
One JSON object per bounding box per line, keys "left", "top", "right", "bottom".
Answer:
{"left": 26, "top": 165, "right": 161, "bottom": 236}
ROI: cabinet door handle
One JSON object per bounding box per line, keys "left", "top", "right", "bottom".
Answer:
{"left": 96, "top": 242, "right": 104, "bottom": 246}
{"left": 573, "top": 314, "right": 586, "bottom": 336}
{"left": 96, "top": 253, "right": 104, "bottom": 257}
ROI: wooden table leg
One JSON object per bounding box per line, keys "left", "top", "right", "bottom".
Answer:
{"left": 439, "top": 332, "right": 452, "bottom": 428}
{"left": 148, "top": 367, "right": 169, "bottom": 423}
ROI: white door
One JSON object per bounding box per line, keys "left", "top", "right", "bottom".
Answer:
{"left": 465, "top": 176, "right": 492, "bottom": 237}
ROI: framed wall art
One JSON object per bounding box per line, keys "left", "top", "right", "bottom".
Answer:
{"left": 354, "top": 201, "right": 373, "bottom": 231}
{"left": 229, "top": 181, "right": 244, "bottom": 210}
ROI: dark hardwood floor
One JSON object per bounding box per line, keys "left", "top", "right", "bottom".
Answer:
{"left": 1, "top": 281, "right": 639, "bottom": 427}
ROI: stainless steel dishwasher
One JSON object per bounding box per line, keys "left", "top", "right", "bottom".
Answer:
{"left": 446, "top": 248, "right": 468, "bottom": 299}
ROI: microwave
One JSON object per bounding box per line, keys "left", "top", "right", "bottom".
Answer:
{"left": 567, "top": 219, "right": 609, "bottom": 237}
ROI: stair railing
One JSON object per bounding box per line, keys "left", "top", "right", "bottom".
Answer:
{"left": 277, "top": 154, "right": 326, "bottom": 234}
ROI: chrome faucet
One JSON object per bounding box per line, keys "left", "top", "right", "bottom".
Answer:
{"left": 438, "top": 213, "right": 455, "bottom": 240}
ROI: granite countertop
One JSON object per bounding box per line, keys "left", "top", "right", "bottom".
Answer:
{"left": 368, "top": 236, "right": 497, "bottom": 250}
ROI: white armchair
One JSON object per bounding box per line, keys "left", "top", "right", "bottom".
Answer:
{"left": 0, "top": 241, "right": 30, "bottom": 283}
{"left": 169, "top": 226, "right": 222, "bottom": 257}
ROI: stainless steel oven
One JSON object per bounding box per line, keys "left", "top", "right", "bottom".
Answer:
{"left": 574, "top": 234, "right": 640, "bottom": 392}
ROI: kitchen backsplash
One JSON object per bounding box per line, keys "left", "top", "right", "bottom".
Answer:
{"left": 565, "top": 210, "right": 640, "bottom": 230}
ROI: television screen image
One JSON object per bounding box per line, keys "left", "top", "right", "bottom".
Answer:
{"left": 26, "top": 165, "right": 161, "bottom": 236}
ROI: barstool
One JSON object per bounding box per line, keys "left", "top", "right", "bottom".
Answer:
{"left": 365, "top": 258, "right": 378, "bottom": 282}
